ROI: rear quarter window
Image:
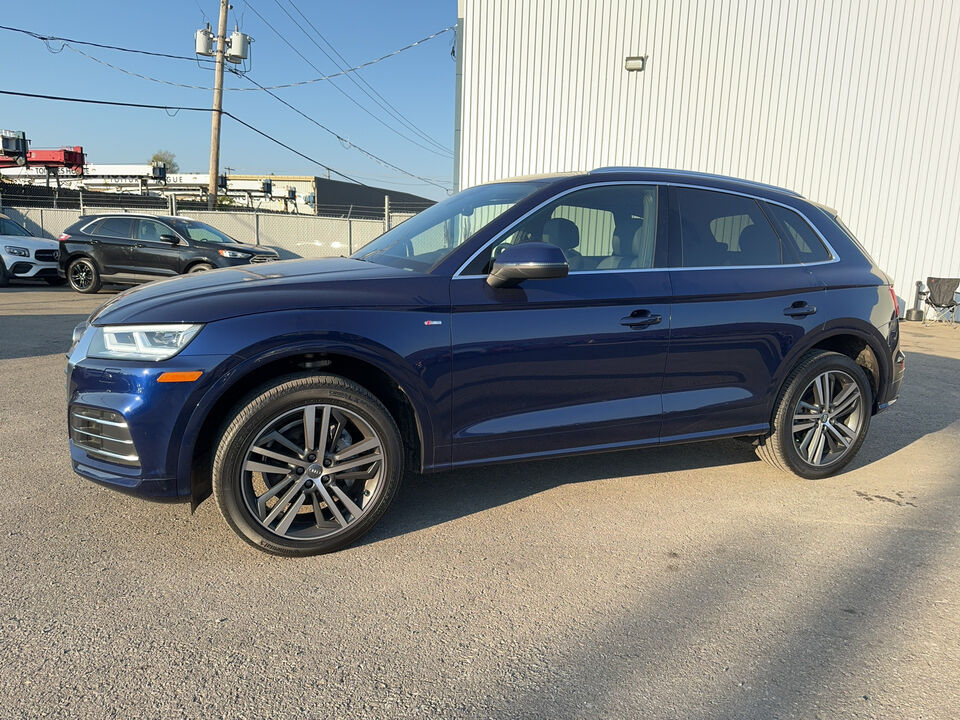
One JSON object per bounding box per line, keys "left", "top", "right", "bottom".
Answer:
{"left": 763, "top": 203, "right": 832, "bottom": 263}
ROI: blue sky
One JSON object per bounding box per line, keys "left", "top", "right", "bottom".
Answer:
{"left": 1, "top": 1, "right": 456, "bottom": 199}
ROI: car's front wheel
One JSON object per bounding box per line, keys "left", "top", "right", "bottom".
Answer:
{"left": 67, "top": 258, "right": 102, "bottom": 293}
{"left": 757, "top": 350, "right": 872, "bottom": 479}
{"left": 212, "top": 374, "right": 403, "bottom": 556}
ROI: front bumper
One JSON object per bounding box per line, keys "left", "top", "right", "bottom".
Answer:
{"left": 7, "top": 259, "right": 59, "bottom": 278}
{"left": 67, "top": 352, "right": 230, "bottom": 501}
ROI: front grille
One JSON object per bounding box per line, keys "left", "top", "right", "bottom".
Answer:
{"left": 69, "top": 405, "right": 140, "bottom": 467}
{"left": 249, "top": 255, "right": 277, "bottom": 263}
{"left": 34, "top": 249, "right": 59, "bottom": 262}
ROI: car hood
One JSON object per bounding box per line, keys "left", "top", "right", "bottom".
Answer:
{"left": 91, "top": 257, "right": 435, "bottom": 325}
{"left": 0, "top": 234, "right": 58, "bottom": 251}
{"left": 218, "top": 242, "right": 277, "bottom": 256}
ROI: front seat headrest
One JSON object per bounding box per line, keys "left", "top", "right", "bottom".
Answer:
{"left": 738, "top": 225, "right": 780, "bottom": 265}
{"left": 541, "top": 218, "right": 580, "bottom": 251}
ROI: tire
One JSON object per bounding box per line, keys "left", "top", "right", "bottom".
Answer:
{"left": 187, "top": 263, "right": 214, "bottom": 273}
{"left": 0, "top": 260, "right": 8, "bottom": 288}
{"left": 756, "top": 350, "right": 872, "bottom": 479}
{"left": 44, "top": 277, "right": 67, "bottom": 286}
{"left": 212, "top": 373, "right": 404, "bottom": 556}
{"left": 67, "top": 257, "right": 102, "bottom": 293}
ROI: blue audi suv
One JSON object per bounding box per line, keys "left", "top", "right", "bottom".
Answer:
{"left": 65, "top": 168, "right": 904, "bottom": 555}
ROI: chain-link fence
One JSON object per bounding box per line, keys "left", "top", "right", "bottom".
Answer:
{"left": 0, "top": 187, "right": 428, "bottom": 259}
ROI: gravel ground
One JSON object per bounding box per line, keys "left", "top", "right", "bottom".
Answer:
{"left": 1, "top": 285, "right": 958, "bottom": 719}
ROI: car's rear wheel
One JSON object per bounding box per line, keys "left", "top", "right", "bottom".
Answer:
{"left": 68, "top": 258, "right": 102, "bottom": 293}
{"left": 187, "top": 263, "right": 214, "bottom": 273}
{"left": 757, "top": 350, "right": 872, "bottom": 479}
{"left": 212, "top": 374, "right": 403, "bottom": 556}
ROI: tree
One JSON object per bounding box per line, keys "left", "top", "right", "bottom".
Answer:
{"left": 150, "top": 150, "right": 179, "bottom": 173}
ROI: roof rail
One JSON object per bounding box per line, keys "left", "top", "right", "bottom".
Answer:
{"left": 589, "top": 166, "right": 803, "bottom": 197}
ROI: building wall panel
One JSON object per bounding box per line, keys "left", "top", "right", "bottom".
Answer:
{"left": 457, "top": 0, "right": 960, "bottom": 305}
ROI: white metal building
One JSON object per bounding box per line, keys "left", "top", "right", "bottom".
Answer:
{"left": 454, "top": 0, "right": 960, "bottom": 308}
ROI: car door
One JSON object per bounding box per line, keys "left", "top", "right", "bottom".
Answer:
{"left": 132, "top": 219, "right": 184, "bottom": 276}
{"left": 660, "top": 186, "right": 826, "bottom": 442}
{"left": 89, "top": 217, "right": 135, "bottom": 274}
{"left": 449, "top": 183, "right": 672, "bottom": 466}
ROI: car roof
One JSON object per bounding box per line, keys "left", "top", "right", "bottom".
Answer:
{"left": 586, "top": 166, "right": 804, "bottom": 199}
{"left": 75, "top": 213, "right": 182, "bottom": 223}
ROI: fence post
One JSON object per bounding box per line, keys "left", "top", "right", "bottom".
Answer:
{"left": 79, "top": 188, "right": 85, "bottom": 215}
{"left": 348, "top": 220, "right": 353, "bottom": 254}
{"left": 39, "top": 207, "right": 45, "bottom": 237}
{"left": 384, "top": 195, "right": 391, "bottom": 233}
{"left": 255, "top": 212, "right": 260, "bottom": 245}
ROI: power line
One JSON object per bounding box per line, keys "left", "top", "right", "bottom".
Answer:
{"left": 54, "top": 27, "right": 456, "bottom": 93}
{"left": 242, "top": 1, "right": 452, "bottom": 159}
{"left": 231, "top": 72, "right": 452, "bottom": 192}
{"left": 282, "top": 0, "right": 452, "bottom": 155}
{"left": 0, "top": 23, "right": 212, "bottom": 63}
{"left": 0, "top": 89, "right": 361, "bottom": 184}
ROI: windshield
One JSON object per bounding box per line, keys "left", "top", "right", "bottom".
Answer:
{"left": 354, "top": 181, "right": 550, "bottom": 271}
{"left": 0, "top": 218, "right": 31, "bottom": 237}
{"left": 169, "top": 219, "right": 238, "bottom": 244}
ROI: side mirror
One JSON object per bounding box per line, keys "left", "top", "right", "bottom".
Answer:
{"left": 486, "top": 242, "right": 569, "bottom": 288}
{"left": 159, "top": 234, "right": 181, "bottom": 244}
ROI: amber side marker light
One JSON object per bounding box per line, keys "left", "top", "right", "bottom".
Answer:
{"left": 157, "top": 371, "right": 203, "bottom": 383}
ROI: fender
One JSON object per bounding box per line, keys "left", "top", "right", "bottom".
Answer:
{"left": 172, "top": 330, "right": 446, "bottom": 500}
{"left": 770, "top": 317, "right": 893, "bottom": 410}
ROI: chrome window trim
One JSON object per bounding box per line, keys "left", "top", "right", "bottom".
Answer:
{"left": 452, "top": 180, "right": 839, "bottom": 279}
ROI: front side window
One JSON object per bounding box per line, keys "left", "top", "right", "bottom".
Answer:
{"left": 355, "top": 181, "right": 550, "bottom": 272}
{"left": 135, "top": 220, "right": 173, "bottom": 242}
{"left": 464, "top": 184, "right": 659, "bottom": 275}
{"left": 676, "top": 188, "right": 783, "bottom": 267}
{"left": 95, "top": 217, "right": 134, "bottom": 239}
{"left": 0, "top": 218, "right": 31, "bottom": 237}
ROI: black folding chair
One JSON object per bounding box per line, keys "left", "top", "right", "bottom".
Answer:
{"left": 922, "top": 277, "right": 960, "bottom": 326}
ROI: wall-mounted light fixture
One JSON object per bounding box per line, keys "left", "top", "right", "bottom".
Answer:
{"left": 625, "top": 55, "right": 648, "bottom": 72}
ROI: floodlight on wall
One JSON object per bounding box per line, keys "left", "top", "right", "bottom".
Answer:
{"left": 625, "top": 55, "right": 648, "bottom": 72}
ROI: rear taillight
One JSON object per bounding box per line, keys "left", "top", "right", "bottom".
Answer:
{"left": 58, "top": 233, "right": 71, "bottom": 243}
{"left": 889, "top": 285, "right": 900, "bottom": 317}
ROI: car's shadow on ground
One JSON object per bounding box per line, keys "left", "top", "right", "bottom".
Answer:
{"left": 363, "top": 349, "right": 960, "bottom": 547}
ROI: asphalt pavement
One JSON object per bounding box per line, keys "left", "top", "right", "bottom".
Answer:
{"left": 1, "top": 285, "right": 958, "bottom": 719}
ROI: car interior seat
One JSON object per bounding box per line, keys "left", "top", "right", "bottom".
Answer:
{"left": 540, "top": 217, "right": 583, "bottom": 271}
{"left": 737, "top": 224, "right": 781, "bottom": 265}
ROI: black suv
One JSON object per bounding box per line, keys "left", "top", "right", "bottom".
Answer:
{"left": 58, "top": 214, "right": 279, "bottom": 293}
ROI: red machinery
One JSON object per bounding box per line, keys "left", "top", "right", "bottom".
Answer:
{"left": 0, "top": 146, "right": 86, "bottom": 174}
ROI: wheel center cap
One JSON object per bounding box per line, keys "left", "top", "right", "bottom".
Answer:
{"left": 306, "top": 463, "right": 324, "bottom": 479}
{"left": 820, "top": 412, "right": 829, "bottom": 422}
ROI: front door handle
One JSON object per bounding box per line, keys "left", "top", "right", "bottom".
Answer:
{"left": 621, "top": 309, "right": 663, "bottom": 328}
{"left": 784, "top": 301, "right": 817, "bottom": 317}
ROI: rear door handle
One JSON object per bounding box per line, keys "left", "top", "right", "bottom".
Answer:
{"left": 135, "top": 243, "right": 146, "bottom": 248}
{"left": 621, "top": 309, "right": 663, "bottom": 328}
{"left": 784, "top": 301, "right": 817, "bottom": 317}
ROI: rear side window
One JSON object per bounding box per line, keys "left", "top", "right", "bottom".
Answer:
{"left": 764, "top": 203, "right": 832, "bottom": 263}
{"left": 93, "top": 217, "right": 133, "bottom": 239}
{"left": 676, "top": 188, "right": 783, "bottom": 267}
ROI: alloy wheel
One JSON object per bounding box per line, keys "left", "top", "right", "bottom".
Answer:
{"left": 240, "top": 404, "right": 385, "bottom": 540}
{"left": 791, "top": 370, "right": 864, "bottom": 467}
{"left": 70, "top": 261, "right": 93, "bottom": 290}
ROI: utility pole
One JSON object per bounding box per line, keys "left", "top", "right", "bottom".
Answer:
{"left": 207, "top": 0, "right": 229, "bottom": 209}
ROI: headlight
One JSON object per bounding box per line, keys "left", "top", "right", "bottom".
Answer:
{"left": 4, "top": 246, "right": 29, "bottom": 257}
{"left": 218, "top": 249, "right": 249, "bottom": 259}
{"left": 88, "top": 324, "right": 203, "bottom": 361}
